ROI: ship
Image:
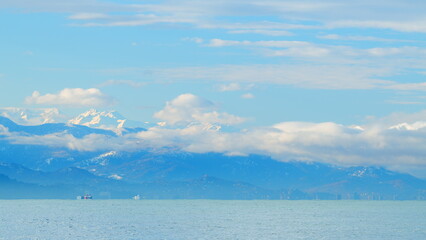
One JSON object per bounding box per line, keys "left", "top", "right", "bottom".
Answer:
{"left": 76, "top": 194, "right": 93, "bottom": 200}
{"left": 133, "top": 195, "right": 140, "bottom": 200}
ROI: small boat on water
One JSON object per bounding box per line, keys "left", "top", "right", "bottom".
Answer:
{"left": 76, "top": 194, "right": 93, "bottom": 200}
{"left": 133, "top": 195, "right": 140, "bottom": 200}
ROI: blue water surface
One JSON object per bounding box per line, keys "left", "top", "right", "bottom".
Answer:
{"left": 0, "top": 200, "right": 425, "bottom": 240}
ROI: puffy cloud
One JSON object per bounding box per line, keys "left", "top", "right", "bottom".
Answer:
{"left": 154, "top": 94, "right": 245, "bottom": 126}
{"left": 25, "top": 88, "right": 115, "bottom": 107}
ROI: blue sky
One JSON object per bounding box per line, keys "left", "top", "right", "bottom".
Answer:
{"left": 1, "top": 0, "right": 425, "bottom": 125}
{"left": 1, "top": 0, "right": 426, "bottom": 176}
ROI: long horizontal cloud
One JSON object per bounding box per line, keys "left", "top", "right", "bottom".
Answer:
{"left": 3, "top": 0, "right": 426, "bottom": 33}
{"left": 3, "top": 117, "right": 426, "bottom": 176}
{"left": 134, "top": 121, "right": 426, "bottom": 168}
{"left": 25, "top": 88, "right": 115, "bottom": 107}
{"left": 7, "top": 1, "right": 426, "bottom": 94}
{"left": 144, "top": 64, "right": 392, "bottom": 90}
{"left": 203, "top": 39, "right": 426, "bottom": 60}
{"left": 72, "top": 1, "right": 426, "bottom": 33}
{"left": 110, "top": 55, "right": 426, "bottom": 90}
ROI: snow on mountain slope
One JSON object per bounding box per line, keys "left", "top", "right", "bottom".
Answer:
{"left": 0, "top": 107, "right": 67, "bottom": 126}
{"left": 68, "top": 109, "right": 152, "bottom": 133}
{"left": 68, "top": 109, "right": 125, "bottom": 128}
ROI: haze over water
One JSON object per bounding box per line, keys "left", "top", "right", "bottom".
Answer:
{"left": 1, "top": 200, "right": 425, "bottom": 240}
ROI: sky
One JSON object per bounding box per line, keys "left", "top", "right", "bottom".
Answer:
{"left": 1, "top": 0, "right": 426, "bottom": 177}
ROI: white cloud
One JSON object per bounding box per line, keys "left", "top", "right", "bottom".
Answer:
{"left": 200, "top": 20, "right": 319, "bottom": 31}
{"left": 6, "top": 117, "right": 426, "bottom": 172}
{"left": 218, "top": 83, "right": 255, "bottom": 92}
{"left": 0, "top": 0, "right": 129, "bottom": 13}
{"left": 385, "top": 82, "right": 426, "bottom": 91}
{"left": 98, "top": 80, "right": 146, "bottom": 88}
{"left": 207, "top": 39, "right": 309, "bottom": 48}
{"left": 219, "top": 83, "right": 242, "bottom": 92}
{"left": 133, "top": 119, "right": 426, "bottom": 175}
{"left": 317, "top": 34, "right": 415, "bottom": 42}
{"left": 68, "top": 12, "right": 109, "bottom": 20}
{"left": 182, "top": 37, "right": 204, "bottom": 43}
{"left": 153, "top": 64, "right": 392, "bottom": 90}
{"left": 25, "top": 88, "right": 115, "bottom": 107}
{"left": 154, "top": 94, "right": 245, "bottom": 126}
{"left": 386, "top": 101, "right": 424, "bottom": 105}
{"left": 364, "top": 110, "right": 426, "bottom": 128}
{"left": 203, "top": 39, "right": 426, "bottom": 59}
{"left": 133, "top": 36, "right": 426, "bottom": 90}
{"left": 4, "top": 0, "right": 426, "bottom": 33}
{"left": 72, "top": 13, "right": 197, "bottom": 27}
{"left": 7, "top": 132, "right": 144, "bottom": 152}
{"left": 228, "top": 29, "right": 293, "bottom": 36}
{"left": 366, "top": 47, "right": 424, "bottom": 57}
{"left": 241, "top": 93, "right": 255, "bottom": 99}
{"left": 98, "top": 55, "right": 426, "bottom": 91}
{"left": 266, "top": 46, "right": 330, "bottom": 57}
{"left": 328, "top": 20, "right": 426, "bottom": 33}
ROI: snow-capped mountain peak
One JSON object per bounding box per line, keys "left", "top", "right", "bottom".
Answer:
{"left": 68, "top": 109, "right": 152, "bottom": 133}
{"left": 68, "top": 109, "right": 127, "bottom": 130}
{"left": 0, "top": 107, "right": 153, "bottom": 134}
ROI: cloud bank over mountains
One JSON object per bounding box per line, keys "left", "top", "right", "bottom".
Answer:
{"left": 2, "top": 93, "right": 426, "bottom": 177}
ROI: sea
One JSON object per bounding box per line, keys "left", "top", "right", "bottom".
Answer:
{"left": 0, "top": 200, "right": 425, "bottom": 240}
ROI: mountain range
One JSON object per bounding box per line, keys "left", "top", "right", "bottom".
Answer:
{"left": 0, "top": 110, "right": 425, "bottom": 200}
{"left": 0, "top": 108, "right": 152, "bottom": 133}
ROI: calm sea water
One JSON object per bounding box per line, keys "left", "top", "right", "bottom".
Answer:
{"left": 0, "top": 200, "right": 425, "bottom": 240}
